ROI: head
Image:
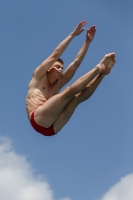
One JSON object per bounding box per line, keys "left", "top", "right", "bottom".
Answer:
{"left": 47, "top": 58, "right": 64, "bottom": 82}
{"left": 56, "top": 58, "right": 64, "bottom": 66}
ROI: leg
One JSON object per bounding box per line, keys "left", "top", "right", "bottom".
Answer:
{"left": 53, "top": 73, "right": 105, "bottom": 133}
{"left": 35, "top": 66, "right": 100, "bottom": 127}
{"left": 76, "top": 73, "right": 105, "bottom": 102}
{"left": 35, "top": 53, "right": 116, "bottom": 128}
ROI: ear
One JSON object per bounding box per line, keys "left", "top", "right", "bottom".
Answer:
{"left": 47, "top": 67, "right": 52, "bottom": 73}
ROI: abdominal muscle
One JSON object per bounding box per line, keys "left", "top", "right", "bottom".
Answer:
{"left": 26, "top": 74, "right": 61, "bottom": 120}
{"left": 26, "top": 88, "right": 47, "bottom": 120}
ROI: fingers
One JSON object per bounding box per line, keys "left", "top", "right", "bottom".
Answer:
{"left": 80, "top": 28, "right": 85, "bottom": 33}
{"left": 86, "top": 25, "right": 96, "bottom": 41}
{"left": 78, "top": 20, "right": 87, "bottom": 28}
{"left": 87, "top": 25, "right": 96, "bottom": 34}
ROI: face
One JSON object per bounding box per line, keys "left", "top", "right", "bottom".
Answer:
{"left": 48, "top": 61, "right": 64, "bottom": 79}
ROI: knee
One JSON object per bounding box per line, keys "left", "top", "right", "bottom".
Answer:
{"left": 70, "top": 94, "right": 80, "bottom": 105}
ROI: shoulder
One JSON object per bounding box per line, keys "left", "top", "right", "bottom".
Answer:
{"left": 28, "top": 73, "right": 47, "bottom": 89}
{"left": 33, "top": 67, "right": 47, "bottom": 79}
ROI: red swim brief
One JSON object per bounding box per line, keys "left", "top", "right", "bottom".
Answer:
{"left": 30, "top": 111, "right": 56, "bottom": 136}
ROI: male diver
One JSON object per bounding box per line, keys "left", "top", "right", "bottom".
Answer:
{"left": 26, "top": 20, "right": 116, "bottom": 136}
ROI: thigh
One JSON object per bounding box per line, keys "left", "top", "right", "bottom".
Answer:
{"left": 53, "top": 95, "right": 79, "bottom": 133}
{"left": 34, "top": 88, "right": 73, "bottom": 128}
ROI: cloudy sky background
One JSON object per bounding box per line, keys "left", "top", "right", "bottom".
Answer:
{"left": 0, "top": 1, "right": 133, "bottom": 200}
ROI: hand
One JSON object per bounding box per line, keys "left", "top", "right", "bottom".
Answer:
{"left": 72, "top": 20, "right": 87, "bottom": 36}
{"left": 86, "top": 26, "right": 96, "bottom": 42}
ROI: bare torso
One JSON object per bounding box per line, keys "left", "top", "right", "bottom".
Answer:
{"left": 26, "top": 74, "right": 61, "bottom": 120}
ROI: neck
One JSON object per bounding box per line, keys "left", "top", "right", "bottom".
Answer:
{"left": 47, "top": 74, "right": 58, "bottom": 85}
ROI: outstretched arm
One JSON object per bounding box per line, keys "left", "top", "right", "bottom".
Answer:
{"left": 60, "top": 26, "right": 96, "bottom": 87}
{"left": 33, "top": 20, "right": 87, "bottom": 78}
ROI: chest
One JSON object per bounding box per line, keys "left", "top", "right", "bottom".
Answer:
{"left": 40, "top": 78, "right": 61, "bottom": 99}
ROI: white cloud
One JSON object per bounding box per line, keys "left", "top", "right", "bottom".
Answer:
{"left": 59, "top": 199, "right": 72, "bottom": 200}
{"left": 1, "top": 136, "right": 133, "bottom": 200}
{"left": 101, "top": 173, "right": 133, "bottom": 200}
{"left": 0, "top": 136, "right": 72, "bottom": 200}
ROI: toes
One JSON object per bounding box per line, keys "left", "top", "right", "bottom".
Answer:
{"left": 105, "top": 53, "right": 112, "bottom": 58}
{"left": 104, "top": 53, "right": 116, "bottom": 64}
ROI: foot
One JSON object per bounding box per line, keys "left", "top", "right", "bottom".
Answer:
{"left": 97, "top": 53, "right": 116, "bottom": 74}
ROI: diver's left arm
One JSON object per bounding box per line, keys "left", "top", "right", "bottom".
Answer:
{"left": 60, "top": 26, "right": 96, "bottom": 87}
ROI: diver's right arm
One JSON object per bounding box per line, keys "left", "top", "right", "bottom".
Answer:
{"left": 33, "top": 20, "right": 87, "bottom": 78}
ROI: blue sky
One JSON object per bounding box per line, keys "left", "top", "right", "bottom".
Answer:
{"left": 0, "top": 1, "right": 133, "bottom": 200}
